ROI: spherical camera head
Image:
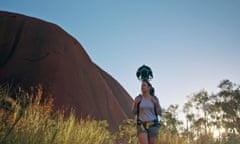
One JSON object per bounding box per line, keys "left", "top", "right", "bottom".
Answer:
{"left": 136, "top": 65, "right": 153, "bottom": 81}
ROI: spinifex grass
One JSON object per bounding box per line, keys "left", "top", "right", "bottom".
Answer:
{"left": 0, "top": 85, "right": 112, "bottom": 144}
{"left": 0, "top": 85, "right": 191, "bottom": 144}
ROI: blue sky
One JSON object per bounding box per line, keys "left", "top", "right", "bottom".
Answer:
{"left": 1, "top": 1, "right": 240, "bottom": 117}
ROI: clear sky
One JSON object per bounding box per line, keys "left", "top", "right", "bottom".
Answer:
{"left": 1, "top": 0, "right": 240, "bottom": 117}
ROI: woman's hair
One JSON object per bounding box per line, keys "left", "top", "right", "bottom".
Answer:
{"left": 143, "top": 80, "right": 155, "bottom": 96}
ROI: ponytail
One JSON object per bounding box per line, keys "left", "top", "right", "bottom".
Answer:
{"left": 150, "top": 87, "right": 155, "bottom": 96}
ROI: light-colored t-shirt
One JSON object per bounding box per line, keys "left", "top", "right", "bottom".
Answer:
{"left": 139, "top": 96, "right": 157, "bottom": 122}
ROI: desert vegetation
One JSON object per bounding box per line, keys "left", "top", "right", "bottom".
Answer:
{"left": 0, "top": 79, "right": 239, "bottom": 144}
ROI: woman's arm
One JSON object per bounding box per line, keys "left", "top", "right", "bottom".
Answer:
{"left": 151, "top": 96, "right": 162, "bottom": 116}
{"left": 132, "top": 95, "right": 142, "bottom": 115}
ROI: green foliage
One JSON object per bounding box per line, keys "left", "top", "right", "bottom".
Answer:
{"left": 114, "top": 119, "right": 138, "bottom": 144}
{"left": 221, "top": 133, "right": 240, "bottom": 144}
{"left": 217, "top": 80, "right": 240, "bottom": 134}
{"left": 161, "top": 104, "right": 183, "bottom": 135}
{"left": 182, "top": 80, "right": 240, "bottom": 144}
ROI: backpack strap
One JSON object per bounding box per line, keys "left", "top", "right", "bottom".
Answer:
{"left": 151, "top": 96, "right": 159, "bottom": 120}
{"left": 137, "top": 95, "right": 159, "bottom": 120}
{"left": 136, "top": 95, "right": 142, "bottom": 120}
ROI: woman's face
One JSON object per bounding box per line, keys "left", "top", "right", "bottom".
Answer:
{"left": 141, "top": 81, "right": 149, "bottom": 93}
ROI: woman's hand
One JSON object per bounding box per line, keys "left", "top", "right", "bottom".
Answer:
{"left": 134, "top": 95, "right": 142, "bottom": 104}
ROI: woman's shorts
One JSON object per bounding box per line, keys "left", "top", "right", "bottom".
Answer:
{"left": 137, "top": 125, "right": 159, "bottom": 137}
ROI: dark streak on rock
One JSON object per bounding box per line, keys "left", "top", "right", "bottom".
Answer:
{"left": 24, "top": 52, "right": 50, "bottom": 62}
{"left": 0, "top": 21, "right": 24, "bottom": 67}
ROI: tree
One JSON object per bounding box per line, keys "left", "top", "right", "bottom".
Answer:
{"left": 183, "top": 101, "right": 195, "bottom": 143}
{"left": 161, "top": 104, "right": 183, "bottom": 135}
{"left": 183, "top": 90, "right": 217, "bottom": 143}
{"left": 215, "top": 80, "right": 240, "bottom": 134}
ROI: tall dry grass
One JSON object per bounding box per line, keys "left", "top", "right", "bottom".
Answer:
{"left": 0, "top": 85, "right": 206, "bottom": 144}
{"left": 0, "top": 85, "right": 112, "bottom": 144}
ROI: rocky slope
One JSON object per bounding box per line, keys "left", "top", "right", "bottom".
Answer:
{"left": 0, "top": 11, "right": 133, "bottom": 131}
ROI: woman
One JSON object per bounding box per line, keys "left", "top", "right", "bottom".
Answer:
{"left": 132, "top": 80, "right": 162, "bottom": 144}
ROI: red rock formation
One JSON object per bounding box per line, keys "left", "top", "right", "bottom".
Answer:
{"left": 0, "top": 11, "right": 133, "bottom": 131}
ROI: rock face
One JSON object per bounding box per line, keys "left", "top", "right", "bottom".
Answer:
{"left": 0, "top": 11, "right": 133, "bottom": 131}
